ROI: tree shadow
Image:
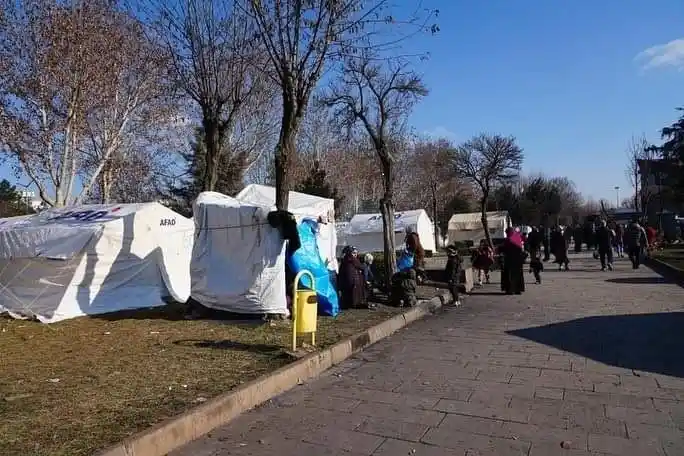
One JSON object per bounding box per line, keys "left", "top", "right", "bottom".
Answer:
{"left": 507, "top": 312, "right": 684, "bottom": 378}
{"left": 173, "top": 338, "right": 288, "bottom": 356}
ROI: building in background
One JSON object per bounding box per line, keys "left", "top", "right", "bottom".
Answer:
{"left": 18, "top": 190, "right": 45, "bottom": 212}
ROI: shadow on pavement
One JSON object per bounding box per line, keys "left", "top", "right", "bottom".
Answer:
{"left": 605, "top": 277, "right": 670, "bottom": 285}
{"left": 507, "top": 312, "right": 684, "bottom": 378}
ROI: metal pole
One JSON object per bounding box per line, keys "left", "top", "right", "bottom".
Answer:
{"left": 614, "top": 186, "right": 620, "bottom": 208}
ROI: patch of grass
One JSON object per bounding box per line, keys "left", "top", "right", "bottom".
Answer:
{"left": 653, "top": 248, "right": 684, "bottom": 271}
{"left": 0, "top": 304, "right": 402, "bottom": 456}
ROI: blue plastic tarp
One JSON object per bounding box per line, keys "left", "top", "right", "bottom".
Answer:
{"left": 397, "top": 250, "right": 414, "bottom": 272}
{"left": 288, "top": 219, "right": 340, "bottom": 317}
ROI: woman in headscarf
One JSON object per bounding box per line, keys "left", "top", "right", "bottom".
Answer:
{"left": 338, "top": 246, "right": 367, "bottom": 309}
{"left": 551, "top": 226, "right": 570, "bottom": 271}
{"left": 498, "top": 228, "right": 526, "bottom": 295}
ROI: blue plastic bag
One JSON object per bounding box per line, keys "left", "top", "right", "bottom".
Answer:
{"left": 397, "top": 250, "right": 414, "bottom": 272}
{"left": 287, "top": 219, "right": 340, "bottom": 317}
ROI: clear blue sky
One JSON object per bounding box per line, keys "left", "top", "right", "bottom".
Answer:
{"left": 406, "top": 0, "right": 684, "bottom": 202}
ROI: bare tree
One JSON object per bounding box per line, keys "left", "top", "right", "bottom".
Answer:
{"left": 0, "top": 0, "right": 172, "bottom": 206}
{"left": 451, "top": 134, "right": 524, "bottom": 247}
{"left": 407, "top": 137, "right": 457, "bottom": 248}
{"left": 243, "top": 0, "right": 436, "bottom": 210}
{"left": 321, "top": 53, "right": 428, "bottom": 279}
{"left": 625, "top": 134, "right": 658, "bottom": 213}
{"left": 137, "top": 0, "right": 271, "bottom": 193}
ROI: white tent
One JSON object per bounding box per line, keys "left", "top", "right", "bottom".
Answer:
{"left": 447, "top": 211, "right": 510, "bottom": 245}
{"left": 344, "top": 209, "right": 437, "bottom": 254}
{"left": 236, "top": 184, "right": 337, "bottom": 271}
{"left": 191, "top": 192, "right": 288, "bottom": 315}
{"left": 0, "top": 203, "right": 194, "bottom": 323}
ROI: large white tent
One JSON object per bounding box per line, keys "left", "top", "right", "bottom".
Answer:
{"left": 447, "top": 211, "right": 510, "bottom": 245}
{"left": 0, "top": 203, "right": 194, "bottom": 323}
{"left": 191, "top": 192, "right": 287, "bottom": 315}
{"left": 343, "top": 209, "right": 437, "bottom": 254}
{"left": 236, "top": 184, "right": 337, "bottom": 271}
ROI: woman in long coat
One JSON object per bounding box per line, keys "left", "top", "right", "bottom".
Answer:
{"left": 498, "top": 228, "right": 526, "bottom": 295}
{"left": 338, "top": 246, "right": 367, "bottom": 309}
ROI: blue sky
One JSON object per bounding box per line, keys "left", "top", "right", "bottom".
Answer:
{"left": 406, "top": 0, "right": 684, "bottom": 202}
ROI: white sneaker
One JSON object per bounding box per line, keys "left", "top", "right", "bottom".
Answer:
{"left": 453, "top": 300, "right": 461, "bottom": 306}
{"left": 477, "top": 280, "right": 483, "bottom": 286}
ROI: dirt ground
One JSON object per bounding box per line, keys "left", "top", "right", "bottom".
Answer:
{"left": 0, "top": 303, "right": 405, "bottom": 456}
{"left": 654, "top": 247, "right": 684, "bottom": 270}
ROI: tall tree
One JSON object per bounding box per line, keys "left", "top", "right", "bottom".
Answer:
{"left": 652, "top": 107, "right": 684, "bottom": 201}
{"left": 295, "top": 160, "right": 343, "bottom": 214}
{"left": 321, "top": 53, "right": 428, "bottom": 280}
{"left": 0, "top": 0, "right": 171, "bottom": 206}
{"left": 243, "top": 0, "right": 435, "bottom": 210}
{"left": 0, "top": 180, "right": 34, "bottom": 217}
{"left": 138, "top": 0, "right": 271, "bottom": 193}
{"left": 624, "top": 134, "right": 658, "bottom": 212}
{"left": 167, "top": 127, "right": 252, "bottom": 215}
{"left": 451, "top": 134, "right": 524, "bottom": 247}
{"left": 407, "top": 137, "right": 458, "bottom": 248}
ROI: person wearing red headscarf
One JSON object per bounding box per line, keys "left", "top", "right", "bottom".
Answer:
{"left": 497, "top": 227, "right": 526, "bottom": 294}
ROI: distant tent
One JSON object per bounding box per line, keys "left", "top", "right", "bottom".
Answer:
{"left": 236, "top": 184, "right": 337, "bottom": 271}
{"left": 0, "top": 203, "right": 194, "bottom": 323}
{"left": 342, "top": 209, "right": 437, "bottom": 254}
{"left": 191, "top": 192, "right": 288, "bottom": 315}
{"left": 447, "top": 211, "right": 510, "bottom": 245}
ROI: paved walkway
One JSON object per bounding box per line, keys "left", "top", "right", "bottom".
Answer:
{"left": 173, "top": 253, "right": 684, "bottom": 456}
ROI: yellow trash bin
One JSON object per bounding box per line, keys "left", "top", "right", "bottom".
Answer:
{"left": 291, "top": 270, "right": 318, "bottom": 351}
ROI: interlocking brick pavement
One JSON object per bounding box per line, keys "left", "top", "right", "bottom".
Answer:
{"left": 171, "top": 253, "right": 684, "bottom": 455}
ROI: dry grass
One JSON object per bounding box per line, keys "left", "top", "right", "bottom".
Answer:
{"left": 0, "top": 304, "right": 403, "bottom": 456}
{"left": 654, "top": 247, "right": 684, "bottom": 271}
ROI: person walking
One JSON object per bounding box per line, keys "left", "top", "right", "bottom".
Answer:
{"left": 498, "top": 227, "right": 526, "bottom": 295}
{"left": 541, "top": 224, "right": 551, "bottom": 262}
{"left": 595, "top": 219, "right": 614, "bottom": 271}
{"left": 614, "top": 223, "right": 625, "bottom": 258}
{"left": 625, "top": 218, "right": 649, "bottom": 269}
{"left": 551, "top": 227, "right": 570, "bottom": 271}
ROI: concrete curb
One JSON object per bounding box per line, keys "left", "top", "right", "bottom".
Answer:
{"left": 644, "top": 255, "right": 684, "bottom": 285}
{"left": 95, "top": 290, "right": 453, "bottom": 456}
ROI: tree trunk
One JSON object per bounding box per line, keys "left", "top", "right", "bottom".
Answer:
{"left": 99, "top": 163, "right": 113, "bottom": 204}
{"left": 274, "top": 94, "right": 300, "bottom": 210}
{"left": 201, "top": 115, "right": 220, "bottom": 192}
{"left": 480, "top": 195, "right": 493, "bottom": 248}
{"left": 431, "top": 183, "right": 439, "bottom": 250}
{"left": 379, "top": 158, "right": 397, "bottom": 289}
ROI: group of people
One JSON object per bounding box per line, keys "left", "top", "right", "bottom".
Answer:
{"left": 337, "top": 231, "right": 427, "bottom": 310}
{"left": 337, "top": 216, "right": 656, "bottom": 308}
{"left": 590, "top": 218, "right": 652, "bottom": 270}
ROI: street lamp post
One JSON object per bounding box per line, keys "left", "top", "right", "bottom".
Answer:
{"left": 614, "top": 186, "right": 620, "bottom": 208}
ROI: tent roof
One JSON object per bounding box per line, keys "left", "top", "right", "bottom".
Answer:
{"left": 448, "top": 211, "right": 509, "bottom": 230}
{"left": 0, "top": 202, "right": 188, "bottom": 231}
{"left": 236, "top": 184, "right": 334, "bottom": 219}
{"left": 348, "top": 209, "right": 428, "bottom": 234}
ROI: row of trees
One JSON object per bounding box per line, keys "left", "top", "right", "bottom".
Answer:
{"left": 0, "top": 0, "right": 598, "bottom": 275}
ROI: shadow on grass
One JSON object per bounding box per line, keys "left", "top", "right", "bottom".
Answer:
{"left": 507, "top": 312, "right": 684, "bottom": 378}
{"left": 173, "top": 338, "right": 290, "bottom": 356}
{"left": 94, "top": 300, "right": 285, "bottom": 324}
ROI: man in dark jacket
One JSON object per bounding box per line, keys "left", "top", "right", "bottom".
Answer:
{"left": 625, "top": 219, "right": 648, "bottom": 269}
{"left": 595, "top": 219, "right": 614, "bottom": 271}
{"left": 527, "top": 227, "right": 542, "bottom": 258}
{"left": 541, "top": 225, "right": 551, "bottom": 261}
